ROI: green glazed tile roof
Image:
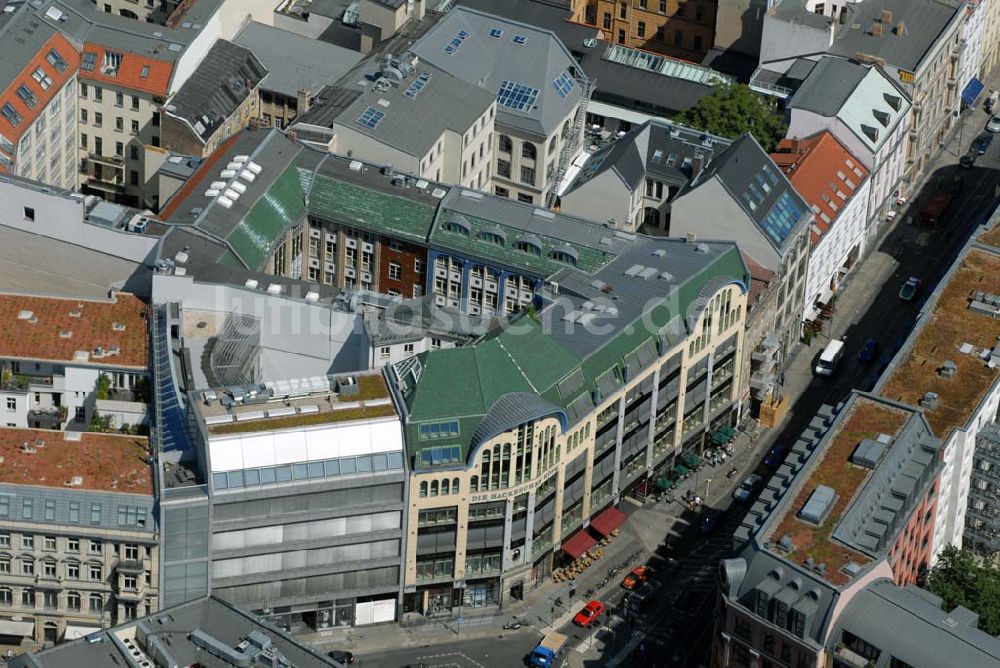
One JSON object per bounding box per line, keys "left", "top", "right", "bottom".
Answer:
{"left": 431, "top": 208, "right": 619, "bottom": 276}
{"left": 301, "top": 168, "right": 437, "bottom": 243}
{"left": 395, "top": 243, "right": 748, "bottom": 466}
{"left": 227, "top": 164, "right": 306, "bottom": 270}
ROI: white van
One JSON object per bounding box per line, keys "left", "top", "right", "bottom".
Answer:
{"left": 814, "top": 339, "right": 845, "bottom": 376}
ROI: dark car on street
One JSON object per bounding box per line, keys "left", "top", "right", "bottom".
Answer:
{"left": 960, "top": 153, "right": 976, "bottom": 169}
{"left": 972, "top": 132, "right": 994, "bottom": 155}
{"left": 858, "top": 338, "right": 879, "bottom": 364}
{"left": 764, "top": 446, "right": 788, "bottom": 468}
{"left": 327, "top": 650, "right": 355, "bottom": 664}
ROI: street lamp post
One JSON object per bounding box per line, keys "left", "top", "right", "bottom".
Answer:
{"left": 705, "top": 478, "right": 713, "bottom": 500}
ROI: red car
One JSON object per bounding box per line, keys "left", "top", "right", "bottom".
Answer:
{"left": 621, "top": 566, "right": 651, "bottom": 590}
{"left": 573, "top": 600, "right": 605, "bottom": 627}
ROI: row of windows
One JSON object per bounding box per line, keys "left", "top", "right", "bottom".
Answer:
{"left": 0, "top": 556, "right": 104, "bottom": 581}
{"left": 0, "top": 587, "right": 105, "bottom": 613}
{"left": 418, "top": 445, "right": 462, "bottom": 467}
{"left": 0, "top": 496, "right": 147, "bottom": 527}
{"left": 212, "top": 452, "right": 405, "bottom": 491}
{"left": 417, "top": 478, "right": 461, "bottom": 498}
{"left": 0, "top": 533, "right": 132, "bottom": 556}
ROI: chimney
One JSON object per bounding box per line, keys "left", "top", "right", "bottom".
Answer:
{"left": 871, "top": 22, "right": 883, "bottom": 38}
{"left": 880, "top": 9, "right": 893, "bottom": 24}
{"left": 686, "top": 232, "right": 697, "bottom": 244}
{"left": 692, "top": 154, "right": 705, "bottom": 177}
{"left": 895, "top": 21, "right": 907, "bottom": 37}
{"left": 297, "top": 87, "right": 312, "bottom": 114}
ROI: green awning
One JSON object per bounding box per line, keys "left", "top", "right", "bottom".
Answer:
{"left": 713, "top": 425, "right": 736, "bottom": 444}
{"left": 674, "top": 464, "right": 691, "bottom": 477}
{"left": 656, "top": 477, "right": 676, "bottom": 491}
{"left": 681, "top": 453, "right": 701, "bottom": 468}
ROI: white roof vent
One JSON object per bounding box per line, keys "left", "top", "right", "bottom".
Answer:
{"left": 220, "top": 169, "right": 237, "bottom": 179}
{"left": 174, "top": 251, "right": 189, "bottom": 264}
{"left": 244, "top": 279, "right": 259, "bottom": 289}
{"left": 233, "top": 154, "right": 249, "bottom": 163}
{"left": 65, "top": 475, "right": 83, "bottom": 486}
{"left": 230, "top": 181, "right": 247, "bottom": 194}
{"left": 245, "top": 161, "right": 263, "bottom": 175}
{"left": 349, "top": 160, "right": 364, "bottom": 171}
{"left": 217, "top": 196, "right": 234, "bottom": 208}
{"left": 17, "top": 310, "right": 35, "bottom": 321}
{"left": 431, "top": 188, "right": 447, "bottom": 199}
{"left": 204, "top": 189, "right": 221, "bottom": 197}
{"left": 223, "top": 188, "right": 241, "bottom": 201}
{"left": 210, "top": 181, "right": 226, "bottom": 189}
{"left": 266, "top": 284, "right": 282, "bottom": 295}
{"left": 238, "top": 169, "right": 256, "bottom": 183}
{"left": 304, "top": 291, "right": 320, "bottom": 303}
{"left": 225, "top": 162, "right": 242, "bottom": 171}
{"left": 44, "top": 6, "right": 64, "bottom": 21}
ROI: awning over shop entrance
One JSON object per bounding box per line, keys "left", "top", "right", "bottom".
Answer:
{"left": 589, "top": 506, "right": 627, "bottom": 537}
{"left": 0, "top": 619, "right": 34, "bottom": 637}
{"left": 560, "top": 529, "right": 597, "bottom": 559}
{"left": 64, "top": 624, "right": 101, "bottom": 640}
{"left": 962, "top": 77, "right": 985, "bottom": 107}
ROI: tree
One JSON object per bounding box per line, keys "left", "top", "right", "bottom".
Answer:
{"left": 676, "top": 83, "right": 787, "bottom": 152}
{"left": 928, "top": 545, "right": 1000, "bottom": 635}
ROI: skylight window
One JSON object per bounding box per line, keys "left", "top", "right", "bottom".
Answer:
{"left": 31, "top": 67, "right": 53, "bottom": 91}
{"left": 140, "top": 65, "right": 150, "bottom": 79}
{"left": 496, "top": 80, "right": 539, "bottom": 111}
{"left": 15, "top": 85, "right": 38, "bottom": 109}
{"left": 404, "top": 73, "right": 431, "bottom": 99}
{"left": 357, "top": 106, "right": 385, "bottom": 129}
{"left": 45, "top": 48, "right": 67, "bottom": 73}
{"left": 489, "top": 27, "right": 503, "bottom": 38}
{"left": 512, "top": 34, "right": 527, "bottom": 45}
{"left": 444, "top": 29, "right": 470, "bottom": 55}
{"left": 553, "top": 72, "right": 575, "bottom": 98}
{"left": 80, "top": 52, "right": 97, "bottom": 72}
{"left": 1, "top": 102, "right": 22, "bottom": 127}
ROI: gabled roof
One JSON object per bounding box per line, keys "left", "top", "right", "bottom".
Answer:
{"left": 565, "top": 120, "right": 731, "bottom": 194}
{"left": 771, "top": 132, "right": 870, "bottom": 243}
{"left": 790, "top": 57, "right": 910, "bottom": 153}
{"left": 411, "top": 5, "right": 587, "bottom": 137}
{"left": 165, "top": 40, "right": 267, "bottom": 142}
{"left": 684, "top": 134, "right": 813, "bottom": 253}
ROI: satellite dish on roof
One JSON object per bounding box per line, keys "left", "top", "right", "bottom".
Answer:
{"left": 583, "top": 38, "right": 598, "bottom": 48}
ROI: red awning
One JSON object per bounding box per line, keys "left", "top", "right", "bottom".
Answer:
{"left": 589, "top": 506, "right": 627, "bottom": 537}
{"left": 560, "top": 530, "right": 597, "bottom": 559}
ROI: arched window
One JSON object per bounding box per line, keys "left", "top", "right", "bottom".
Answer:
{"left": 441, "top": 478, "right": 450, "bottom": 495}
{"left": 0, "top": 587, "right": 10, "bottom": 606}
{"left": 548, "top": 136, "right": 558, "bottom": 155}
{"left": 514, "top": 239, "right": 542, "bottom": 256}
{"left": 498, "top": 135, "right": 513, "bottom": 154}
{"left": 470, "top": 476, "right": 479, "bottom": 492}
{"left": 419, "top": 481, "right": 428, "bottom": 498}
{"left": 66, "top": 591, "right": 81, "bottom": 611}
{"left": 89, "top": 593, "right": 102, "bottom": 613}
{"left": 430, "top": 480, "right": 439, "bottom": 497}
{"left": 561, "top": 120, "right": 571, "bottom": 140}
{"left": 492, "top": 445, "right": 501, "bottom": 460}
{"left": 521, "top": 142, "right": 537, "bottom": 160}
{"left": 452, "top": 478, "right": 460, "bottom": 493}
{"left": 482, "top": 450, "right": 491, "bottom": 464}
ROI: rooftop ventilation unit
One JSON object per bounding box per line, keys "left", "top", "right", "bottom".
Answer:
{"left": 777, "top": 534, "right": 794, "bottom": 552}
{"left": 798, "top": 485, "right": 837, "bottom": 525}
{"left": 266, "top": 284, "right": 282, "bottom": 296}
{"left": 431, "top": 188, "right": 447, "bottom": 199}
{"left": 852, "top": 438, "right": 887, "bottom": 469}
{"left": 230, "top": 181, "right": 247, "bottom": 194}
{"left": 349, "top": 160, "right": 364, "bottom": 171}
{"left": 238, "top": 169, "right": 256, "bottom": 183}
{"left": 624, "top": 264, "right": 645, "bottom": 277}
{"left": 216, "top": 195, "right": 234, "bottom": 208}
{"left": 939, "top": 360, "right": 957, "bottom": 378}
{"left": 245, "top": 161, "right": 262, "bottom": 175}
{"left": 920, "top": 392, "right": 939, "bottom": 409}
{"left": 220, "top": 169, "right": 237, "bottom": 179}
{"left": 244, "top": 279, "right": 259, "bottom": 289}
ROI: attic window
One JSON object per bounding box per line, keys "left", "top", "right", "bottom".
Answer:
{"left": 514, "top": 237, "right": 542, "bottom": 256}
{"left": 883, "top": 93, "right": 901, "bottom": 111}
{"left": 46, "top": 48, "right": 68, "bottom": 73}
{"left": 102, "top": 51, "right": 123, "bottom": 76}
{"left": 444, "top": 220, "right": 470, "bottom": 235}
{"left": 479, "top": 228, "right": 506, "bottom": 246}
{"left": 80, "top": 52, "right": 97, "bottom": 72}
{"left": 873, "top": 109, "right": 890, "bottom": 127}
{"left": 860, "top": 124, "right": 879, "bottom": 142}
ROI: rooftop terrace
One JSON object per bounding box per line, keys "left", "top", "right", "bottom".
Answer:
{"left": 201, "top": 373, "right": 396, "bottom": 435}
{"left": 0, "top": 428, "right": 151, "bottom": 495}
{"left": 880, "top": 245, "right": 1000, "bottom": 440}
{"left": 0, "top": 292, "right": 148, "bottom": 368}
{"left": 766, "top": 396, "right": 911, "bottom": 585}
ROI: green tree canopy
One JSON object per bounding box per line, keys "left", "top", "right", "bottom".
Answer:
{"left": 928, "top": 545, "right": 1000, "bottom": 635}
{"left": 676, "top": 83, "right": 787, "bottom": 152}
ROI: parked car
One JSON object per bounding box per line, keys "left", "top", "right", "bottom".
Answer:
{"left": 960, "top": 153, "right": 976, "bottom": 169}
{"left": 858, "top": 338, "right": 879, "bottom": 364}
{"left": 622, "top": 566, "right": 651, "bottom": 590}
{"left": 327, "top": 650, "right": 355, "bottom": 664}
{"left": 700, "top": 509, "right": 725, "bottom": 534}
{"left": 987, "top": 115, "right": 1000, "bottom": 133}
{"left": 732, "top": 474, "right": 762, "bottom": 503}
{"left": 899, "top": 276, "right": 921, "bottom": 301}
{"left": 573, "top": 600, "right": 605, "bottom": 627}
{"left": 972, "top": 132, "right": 994, "bottom": 155}
{"left": 763, "top": 446, "right": 788, "bottom": 469}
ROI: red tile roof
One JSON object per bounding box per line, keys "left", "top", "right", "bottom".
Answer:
{"left": 0, "top": 428, "right": 152, "bottom": 495}
{"left": 0, "top": 32, "right": 80, "bottom": 143}
{"left": 0, "top": 292, "right": 148, "bottom": 368}
{"left": 771, "top": 132, "right": 870, "bottom": 244}
{"left": 79, "top": 43, "right": 174, "bottom": 98}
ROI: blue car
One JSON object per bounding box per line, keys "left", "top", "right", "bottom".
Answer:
{"left": 858, "top": 338, "right": 878, "bottom": 364}
{"left": 764, "top": 446, "right": 787, "bottom": 468}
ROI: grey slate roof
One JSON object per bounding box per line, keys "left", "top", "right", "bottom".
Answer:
{"left": 233, "top": 21, "right": 362, "bottom": 99}
{"left": 11, "top": 596, "right": 339, "bottom": 668}
{"left": 411, "top": 5, "right": 587, "bottom": 137}
{"left": 332, "top": 61, "right": 496, "bottom": 157}
{"left": 471, "top": 392, "right": 567, "bottom": 450}
{"left": 165, "top": 40, "right": 268, "bottom": 142}
{"left": 830, "top": 579, "right": 1000, "bottom": 668}
{"left": 565, "top": 120, "right": 731, "bottom": 194}
{"left": 456, "top": 0, "right": 719, "bottom": 117}
{"left": 772, "top": 0, "right": 965, "bottom": 72}
{"left": 366, "top": 294, "right": 497, "bottom": 346}
{"left": 788, "top": 58, "right": 869, "bottom": 116}
{"left": 0, "top": 9, "right": 58, "bottom": 101}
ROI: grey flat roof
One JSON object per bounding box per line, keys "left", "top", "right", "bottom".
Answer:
{"left": 832, "top": 579, "right": 1000, "bottom": 668}
{"left": 333, "top": 61, "right": 495, "bottom": 157}
{"left": 411, "top": 5, "right": 587, "bottom": 137}
{"left": 0, "top": 225, "right": 146, "bottom": 299}
{"left": 11, "top": 596, "right": 338, "bottom": 668}
{"left": 773, "top": 0, "right": 964, "bottom": 72}
{"left": 166, "top": 40, "right": 268, "bottom": 141}
{"left": 788, "top": 57, "right": 869, "bottom": 116}
{"left": 234, "top": 21, "right": 362, "bottom": 99}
